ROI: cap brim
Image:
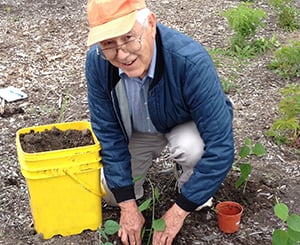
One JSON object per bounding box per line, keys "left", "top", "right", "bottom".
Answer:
{"left": 87, "top": 11, "right": 137, "bottom": 47}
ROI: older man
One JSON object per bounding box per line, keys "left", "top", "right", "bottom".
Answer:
{"left": 85, "top": 0, "right": 234, "bottom": 244}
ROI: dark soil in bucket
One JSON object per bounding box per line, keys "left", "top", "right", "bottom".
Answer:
{"left": 19, "top": 126, "right": 95, "bottom": 153}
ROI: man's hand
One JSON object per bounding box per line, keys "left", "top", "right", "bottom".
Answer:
{"left": 152, "top": 203, "right": 190, "bottom": 245}
{"left": 118, "top": 200, "right": 145, "bottom": 245}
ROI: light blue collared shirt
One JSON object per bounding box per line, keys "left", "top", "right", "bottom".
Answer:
{"left": 119, "top": 43, "right": 157, "bottom": 133}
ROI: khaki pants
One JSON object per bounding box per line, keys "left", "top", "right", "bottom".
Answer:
{"left": 102, "top": 121, "right": 205, "bottom": 206}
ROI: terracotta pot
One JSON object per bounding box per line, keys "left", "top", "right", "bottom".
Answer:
{"left": 216, "top": 201, "right": 243, "bottom": 233}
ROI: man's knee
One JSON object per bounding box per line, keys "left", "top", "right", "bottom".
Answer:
{"left": 166, "top": 121, "right": 205, "bottom": 167}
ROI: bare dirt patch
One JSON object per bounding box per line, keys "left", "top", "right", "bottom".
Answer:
{"left": 0, "top": 0, "right": 299, "bottom": 244}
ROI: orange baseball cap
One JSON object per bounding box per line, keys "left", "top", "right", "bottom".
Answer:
{"left": 87, "top": 0, "right": 146, "bottom": 46}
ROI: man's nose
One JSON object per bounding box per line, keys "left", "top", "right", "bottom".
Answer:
{"left": 116, "top": 46, "right": 130, "bottom": 59}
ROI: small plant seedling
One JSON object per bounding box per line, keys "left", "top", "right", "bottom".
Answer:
{"left": 57, "top": 93, "right": 70, "bottom": 123}
{"left": 234, "top": 138, "right": 266, "bottom": 193}
{"left": 98, "top": 176, "right": 166, "bottom": 245}
{"left": 221, "top": 78, "right": 238, "bottom": 94}
{"left": 272, "top": 198, "right": 300, "bottom": 245}
{"left": 98, "top": 220, "right": 120, "bottom": 245}
{"left": 138, "top": 176, "right": 165, "bottom": 245}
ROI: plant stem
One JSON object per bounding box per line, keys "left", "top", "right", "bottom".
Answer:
{"left": 146, "top": 177, "right": 156, "bottom": 245}
{"left": 242, "top": 179, "right": 248, "bottom": 194}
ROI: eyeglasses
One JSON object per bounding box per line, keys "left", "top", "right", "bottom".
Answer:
{"left": 97, "top": 20, "right": 147, "bottom": 60}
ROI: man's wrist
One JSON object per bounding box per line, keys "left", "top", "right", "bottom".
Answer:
{"left": 176, "top": 193, "right": 199, "bottom": 212}
{"left": 118, "top": 199, "right": 140, "bottom": 214}
{"left": 118, "top": 199, "right": 136, "bottom": 208}
{"left": 172, "top": 203, "right": 190, "bottom": 219}
{"left": 111, "top": 185, "right": 135, "bottom": 203}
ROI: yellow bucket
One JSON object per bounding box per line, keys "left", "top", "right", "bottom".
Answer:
{"left": 16, "top": 121, "right": 105, "bottom": 239}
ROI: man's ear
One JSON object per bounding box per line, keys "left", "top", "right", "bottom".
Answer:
{"left": 148, "top": 12, "right": 157, "bottom": 38}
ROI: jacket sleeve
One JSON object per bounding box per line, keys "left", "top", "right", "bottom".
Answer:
{"left": 176, "top": 50, "right": 234, "bottom": 211}
{"left": 85, "top": 46, "right": 135, "bottom": 203}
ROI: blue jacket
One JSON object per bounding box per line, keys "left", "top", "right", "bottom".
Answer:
{"left": 85, "top": 23, "right": 234, "bottom": 212}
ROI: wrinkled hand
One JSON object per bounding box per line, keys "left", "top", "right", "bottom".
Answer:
{"left": 152, "top": 203, "right": 189, "bottom": 245}
{"left": 118, "top": 200, "right": 145, "bottom": 245}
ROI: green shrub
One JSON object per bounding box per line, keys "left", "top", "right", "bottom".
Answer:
{"left": 265, "top": 83, "right": 300, "bottom": 146}
{"left": 269, "top": 0, "right": 300, "bottom": 31}
{"left": 222, "top": 3, "right": 267, "bottom": 56}
{"left": 268, "top": 41, "right": 300, "bottom": 78}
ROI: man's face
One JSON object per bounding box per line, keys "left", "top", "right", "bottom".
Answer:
{"left": 99, "top": 13, "right": 156, "bottom": 79}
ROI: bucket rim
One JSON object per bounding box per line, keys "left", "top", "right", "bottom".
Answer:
{"left": 16, "top": 121, "right": 100, "bottom": 156}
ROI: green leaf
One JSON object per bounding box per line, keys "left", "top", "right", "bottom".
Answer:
{"left": 286, "top": 238, "right": 298, "bottom": 245}
{"left": 104, "top": 220, "right": 120, "bottom": 235}
{"left": 287, "top": 214, "right": 300, "bottom": 232}
{"left": 252, "top": 142, "right": 267, "bottom": 156}
{"left": 152, "top": 218, "right": 166, "bottom": 232}
{"left": 138, "top": 198, "right": 152, "bottom": 212}
{"left": 274, "top": 203, "right": 289, "bottom": 221}
{"left": 102, "top": 243, "right": 114, "bottom": 245}
{"left": 272, "top": 229, "right": 288, "bottom": 245}
{"left": 239, "top": 145, "right": 251, "bottom": 158}
{"left": 288, "top": 227, "right": 300, "bottom": 242}
{"left": 235, "top": 163, "right": 252, "bottom": 188}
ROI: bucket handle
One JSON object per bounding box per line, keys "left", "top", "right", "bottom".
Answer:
{"left": 64, "top": 169, "right": 106, "bottom": 197}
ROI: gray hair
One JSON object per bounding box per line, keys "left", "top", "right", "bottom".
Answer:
{"left": 136, "top": 8, "right": 150, "bottom": 25}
